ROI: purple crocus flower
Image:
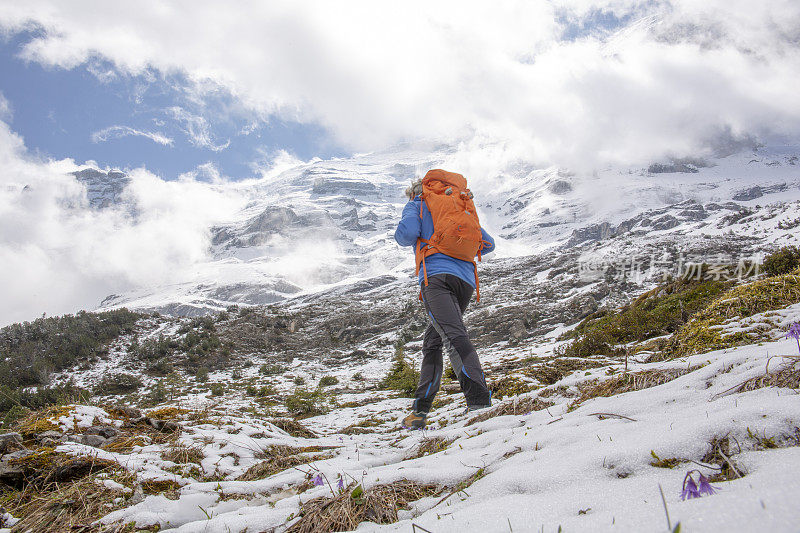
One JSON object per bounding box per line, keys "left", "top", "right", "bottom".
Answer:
{"left": 680, "top": 472, "right": 701, "bottom": 500}
{"left": 785, "top": 322, "right": 800, "bottom": 354}
{"left": 313, "top": 474, "right": 324, "bottom": 487}
{"left": 697, "top": 473, "right": 719, "bottom": 496}
{"left": 337, "top": 476, "right": 344, "bottom": 491}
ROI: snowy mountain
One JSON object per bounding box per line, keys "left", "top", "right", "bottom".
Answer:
{"left": 90, "top": 142, "right": 800, "bottom": 317}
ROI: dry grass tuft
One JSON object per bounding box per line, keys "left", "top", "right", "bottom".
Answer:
{"left": 726, "top": 356, "right": 800, "bottom": 395}
{"left": 100, "top": 417, "right": 178, "bottom": 454}
{"left": 141, "top": 479, "right": 182, "bottom": 497}
{"left": 146, "top": 406, "right": 191, "bottom": 419}
{"left": 489, "top": 376, "right": 536, "bottom": 399}
{"left": 702, "top": 435, "right": 745, "bottom": 482}
{"left": 161, "top": 442, "right": 204, "bottom": 465}
{"left": 267, "top": 418, "right": 318, "bottom": 438}
{"left": 237, "top": 445, "right": 336, "bottom": 482}
{"left": 9, "top": 449, "right": 120, "bottom": 488}
{"left": 287, "top": 480, "right": 442, "bottom": 533}
{"left": 341, "top": 417, "right": 386, "bottom": 435}
{"left": 0, "top": 456, "right": 134, "bottom": 533}
{"left": 13, "top": 406, "right": 69, "bottom": 438}
{"left": 572, "top": 367, "right": 698, "bottom": 408}
{"left": 407, "top": 437, "right": 454, "bottom": 459}
{"left": 520, "top": 358, "right": 605, "bottom": 385}
{"left": 466, "top": 395, "right": 554, "bottom": 426}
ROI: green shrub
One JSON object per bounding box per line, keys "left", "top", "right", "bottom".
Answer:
{"left": 1, "top": 404, "right": 29, "bottom": 429}
{"left": 763, "top": 246, "right": 800, "bottom": 276}
{"left": 146, "top": 358, "right": 174, "bottom": 377}
{"left": 351, "top": 372, "right": 365, "bottom": 381}
{"left": 195, "top": 367, "right": 209, "bottom": 382}
{"left": 95, "top": 373, "right": 143, "bottom": 395}
{"left": 259, "top": 363, "right": 284, "bottom": 376}
{"left": 0, "top": 308, "right": 141, "bottom": 390}
{"left": 0, "top": 382, "right": 89, "bottom": 427}
{"left": 135, "top": 335, "right": 179, "bottom": 361}
{"left": 293, "top": 376, "right": 305, "bottom": 386}
{"left": 318, "top": 376, "right": 339, "bottom": 387}
{"left": 246, "top": 384, "right": 276, "bottom": 397}
{"left": 379, "top": 346, "right": 419, "bottom": 397}
{"left": 284, "top": 387, "right": 329, "bottom": 418}
{"left": 146, "top": 380, "right": 168, "bottom": 405}
{"left": 209, "top": 383, "right": 225, "bottom": 396}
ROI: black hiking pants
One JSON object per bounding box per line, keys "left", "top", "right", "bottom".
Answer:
{"left": 413, "top": 274, "right": 491, "bottom": 413}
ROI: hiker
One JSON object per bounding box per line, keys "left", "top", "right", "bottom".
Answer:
{"left": 394, "top": 169, "right": 495, "bottom": 429}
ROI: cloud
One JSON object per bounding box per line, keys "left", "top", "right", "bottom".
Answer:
{"left": 91, "top": 125, "right": 174, "bottom": 146}
{"left": 0, "top": 1, "right": 797, "bottom": 169}
{"left": 0, "top": 91, "right": 11, "bottom": 122}
{"left": 167, "top": 106, "right": 230, "bottom": 152}
{"left": 0, "top": 117, "right": 246, "bottom": 326}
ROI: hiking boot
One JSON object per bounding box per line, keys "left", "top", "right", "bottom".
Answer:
{"left": 401, "top": 411, "right": 427, "bottom": 429}
{"left": 462, "top": 404, "right": 491, "bottom": 416}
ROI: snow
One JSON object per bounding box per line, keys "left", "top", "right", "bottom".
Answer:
{"left": 79, "top": 329, "right": 800, "bottom": 532}
{"left": 56, "top": 405, "right": 117, "bottom": 431}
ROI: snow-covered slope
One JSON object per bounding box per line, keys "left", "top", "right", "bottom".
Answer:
{"left": 40, "top": 317, "right": 800, "bottom": 533}
{"left": 94, "top": 142, "right": 800, "bottom": 317}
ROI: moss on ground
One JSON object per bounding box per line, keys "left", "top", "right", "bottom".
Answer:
{"left": 560, "top": 273, "right": 734, "bottom": 357}
{"left": 490, "top": 375, "right": 536, "bottom": 399}
{"left": 666, "top": 269, "right": 800, "bottom": 357}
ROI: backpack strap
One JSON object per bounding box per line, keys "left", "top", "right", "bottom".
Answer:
{"left": 473, "top": 262, "right": 480, "bottom": 302}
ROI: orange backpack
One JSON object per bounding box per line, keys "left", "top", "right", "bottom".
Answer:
{"left": 415, "top": 169, "right": 489, "bottom": 301}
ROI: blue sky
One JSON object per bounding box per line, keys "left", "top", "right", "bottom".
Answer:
{"left": 0, "top": 31, "right": 345, "bottom": 180}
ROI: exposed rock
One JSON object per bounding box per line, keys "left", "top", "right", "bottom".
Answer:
{"left": 0, "top": 461, "right": 24, "bottom": 485}
{"left": 85, "top": 426, "right": 119, "bottom": 439}
{"left": 312, "top": 177, "right": 378, "bottom": 197}
{"left": 34, "top": 430, "right": 63, "bottom": 443}
{"left": 148, "top": 419, "right": 180, "bottom": 432}
{"left": 509, "top": 319, "right": 527, "bottom": 341}
{"left": 569, "top": 295, "right": 598, "bottom": 319}
{"left": 650, "top": 214, "right": 680, "bottom": 231}
{"left": 3, "top": 450, "right": 33, "bottom": 462}
{"left": 111, "top": 405, "right": 142, "bottom": 419}
{"left": 71, "top": 168, "right": 131, "bottom": 209}
{"left": 547, "top": 180, "right": 573, "bottom": 194}
{"left": 0, "top": 433, "right": 23, "bottom": 455}
{"left": 80, "top": 434, "right": 108, "bottom": 448}
{"left": 566, "top": 222, "right": 616, "bottom": 247}
{"left": 647, "top": 157, "right": 709, "bottom": 174}
{"left": 129, "top": 485, "right": 145, "bottom": 505}
{"left": 677, "top": 202, "right": 708, "bottom": 221}
{"left": 733, "top": 186, "right": 763, "bottom": 201}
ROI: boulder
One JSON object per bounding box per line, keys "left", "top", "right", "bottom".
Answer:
{"left": 151, "top": 419, "right": 180, "bottom": 433}
{"left": 0, "top": 461, "right": 23, "bottom": 485}
{"left": 80, "top": 434, "right": 107, "bottom": 448}
{"left": 0, "top": 433, "right": 23, "bottom": 455}
{"left": 85, "top": 426, "right": 119, "bottom": 439}
{"left": 112, "top": 405, "right": 142, "bottom": 419}
{"left": 34, "top": 430, "right": 63, "bottom": 443}
{"left": 509, "top": 319, "right": 527, "bottom": 341}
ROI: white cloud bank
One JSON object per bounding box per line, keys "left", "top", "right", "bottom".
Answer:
{"left": 0, "top": 119, "right": 246, "bottom": 326}
{"left": 91, "top": 125, "right": 174, "bottom": 146}
{"left": 0, "top": 1, "right": 798, "bottom": 169}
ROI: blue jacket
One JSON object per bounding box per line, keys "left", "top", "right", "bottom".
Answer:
{"left": 394, "top": 197, "right": 495, "bottom": 288}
